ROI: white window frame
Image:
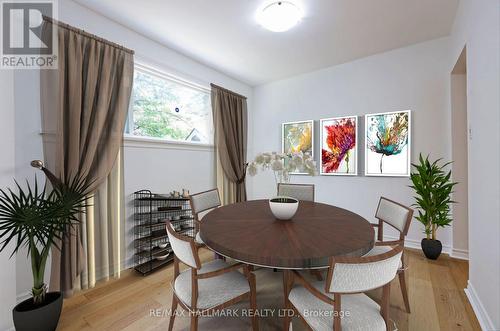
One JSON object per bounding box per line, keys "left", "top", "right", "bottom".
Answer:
{"left": 124, "top": 62, "right": 213, "bottom": 149}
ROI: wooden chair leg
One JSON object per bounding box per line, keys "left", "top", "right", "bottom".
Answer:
{"left": 168, "top": 296, "right": 178, "bottom": 331}
{"left": 283, "top": 270, "right": 292, "bottom": 331}
{"left": 381, "top": 283, "right": 391, "bottom": 331}
{"left": 249, "top": 273, "right": 259, "bottom": 331}
{"left": 333, "top": 293, "right": 341, "bottom": 331}
{"left": 284, "top": 314, "right": 291, "bottom": 331}
{"left": 190, "top": 312, "right": 198, "bottom": 331}
{"left": 399, "top": 270, "right": 410, "bottom": 313}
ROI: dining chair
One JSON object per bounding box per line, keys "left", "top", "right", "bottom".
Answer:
{"left": 166, "top": 221, "right": 259, "bottom": 331}
{"left": 277, "top": 183, "right": 315, "bottom": 202}
{"left": 364, "top": 197, "right": 414, "bottom": 313}
{"left": 189, "top": 188, "right": 221, "bottom": 245}
{"left": 284, "top": 244, "right": 404, "bottom": 331}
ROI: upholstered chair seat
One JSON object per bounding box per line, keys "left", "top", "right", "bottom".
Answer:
{"left": 289, "top": 281, "right": 386, "bottom": 331}
{"left": 166, "top": 221, "right": 258, "bottom": 331}
{"left": 284, "top": 245, "right": 403, "bottom": 331}
{"left": 174, "top": 259, "right": 250, "bottom": 309}
{"left": 364, "top": 245, "right": 403, "bottom": 269}
{"left": 195, "top": 232, "right": 204, "bottom": 245}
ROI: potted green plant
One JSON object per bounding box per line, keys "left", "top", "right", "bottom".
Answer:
{"left": 409, "top": 154, "right": 457, "bottom": 260}
{"left": 0, "top": 162, "right": 91, "bottom": 331}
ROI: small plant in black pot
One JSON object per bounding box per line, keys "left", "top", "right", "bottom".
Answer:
{"left": 0, "top": 161, "right": 91, "bottom": 331}
{"left": 410, "top": 154, "right": 457, "bottom": 260}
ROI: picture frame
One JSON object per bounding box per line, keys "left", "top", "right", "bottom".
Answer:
{"left": 320, "top": 116, "right": 358, "bottom": 176}
{"left": 364, "top": 110, "right": 411, "bottom": 177}
{"left": 281, "top": 120, "right": 314, "bottom": 175}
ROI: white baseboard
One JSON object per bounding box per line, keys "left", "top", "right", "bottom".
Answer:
{"left": 450, "top": 247, "right": 469, "bottom": 260}
{"left": 383, "top": 235, "right": 454, "bottom": 255}
{"left": 464, "top": 281, "right": 497, "bottom": 331}
{"left": 383, "top": 235, "right": 470, "bottom": 260}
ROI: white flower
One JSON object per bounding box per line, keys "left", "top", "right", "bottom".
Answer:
{"left": 255, "top": 154, "right": 265, "bottom": 164}
{"left": 304, "top": 159, "right": 317, "bottom": 175}
{"left": 247, "top": 162, "right": 258, "bottom": 176}
{"left": 262, "top": 153, "right": 272, "bottom": 164}
{"left": 282, "top": 171, "right": 290, "bottom": 183}
{"left": 271, "top": 159, "right": 284, "bottom": 171}
{"left": 292, "top": 155, "right": 304, "bottom": 169}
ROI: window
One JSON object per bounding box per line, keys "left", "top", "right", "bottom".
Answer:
{"left": 128, "top": 66, "right": 213, "bottom": 144}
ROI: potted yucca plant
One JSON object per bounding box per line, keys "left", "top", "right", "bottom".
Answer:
{"left": 409, "top": 154, "right": 457, "bottom": 259}
{"left": 0, "top": 161, "right": 91, "bottom": 331}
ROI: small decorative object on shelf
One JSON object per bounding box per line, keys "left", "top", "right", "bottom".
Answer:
{"left": 134, "top": 190, "right": 195, "bottom": 275}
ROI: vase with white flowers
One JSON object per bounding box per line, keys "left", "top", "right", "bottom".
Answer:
{"left": 247, "top": 151, "right": 317, "bottom": 220}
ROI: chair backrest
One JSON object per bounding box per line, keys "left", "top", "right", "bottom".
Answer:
{"left": 189, "top": 188, "right": 221, "bottom": 219}
{"left": 375, "top": 197, "right": 413, "bottom": 235}
{"left": 165, "top": 222, "right": 201, "bottom": 269}
{"left": 277, "top": 183, "right": 315, "bottom": 202}
{"left": 326, "top": 245, "right": 403, "bottom": 294}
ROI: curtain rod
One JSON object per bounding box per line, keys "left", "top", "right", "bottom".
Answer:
{"left": 210, "top": 83, "right": 247, "bottom": 100}
{"left": 42, "top": 16, "right": 135, "bottom": 55}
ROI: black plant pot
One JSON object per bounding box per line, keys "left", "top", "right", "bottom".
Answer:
{"left": 421, "top": 238, "right": 442, "bottom": 260}
{"left": 13, "top": 292, "right": 63, "bottom": 331}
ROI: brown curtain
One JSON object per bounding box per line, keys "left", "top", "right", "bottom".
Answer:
{"left": 211, "top": 84, "right": 248, "bottom": 203}
{"left": 40, "top": 17, "right": 134, "bottom": 296}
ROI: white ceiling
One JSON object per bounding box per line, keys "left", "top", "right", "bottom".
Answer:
{"left": 75, "top": 0, "right": 459, "bottom": 86}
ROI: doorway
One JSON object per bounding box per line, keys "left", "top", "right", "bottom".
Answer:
{"left": 450, "top": 47, "right": 469, "bottom": 259}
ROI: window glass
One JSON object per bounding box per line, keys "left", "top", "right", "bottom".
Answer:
{"left": 130, "top": 68, "right": 212, "bottom": 144}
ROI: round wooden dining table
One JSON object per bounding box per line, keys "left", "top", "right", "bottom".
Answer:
{"left": 200, "top": 199, "right": 375, "bottom": 270}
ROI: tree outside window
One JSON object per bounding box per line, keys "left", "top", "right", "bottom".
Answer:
{"left": 130, "top": 69, "right": 212, "bottom": 144}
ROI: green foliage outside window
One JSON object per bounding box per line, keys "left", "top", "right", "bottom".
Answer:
{"left": 130, "top": 70, "right": 212, "bottom": 143}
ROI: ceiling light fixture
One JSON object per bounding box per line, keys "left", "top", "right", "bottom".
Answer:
{"left": 256, "top": 1, "right": 303, "bottom": 32}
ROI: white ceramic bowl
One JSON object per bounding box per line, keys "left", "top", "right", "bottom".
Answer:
{"left": 269, "top": 196, "right": 299, "bottom": 220}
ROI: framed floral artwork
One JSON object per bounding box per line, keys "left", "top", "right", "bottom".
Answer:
{"left": 282, "top": 120, "right": 314, "bottom": 174}
{"left": 320, "top": 116, "right": 358, "bottom": 175}
{"left": 365, "top": 110, "right": 411, "bottom": 177}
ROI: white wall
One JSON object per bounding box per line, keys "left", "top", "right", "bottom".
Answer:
{"left": 450, "top": 73, "right": 469, "bottom": 256}
{"left": 0, "top": 71, "right": 17, "bottom": 330}
{"left": 13, "top": 70, "right": 45, "bottom": 303}
{"left": 12, "top": 0, "right": 253, "bottom": 299}
{"left": 248, "top": 37, "right": 452, "bottom": 248}
{"left": 122, "top": 141, "right": 215, "bottom": 266}
{"left": 449, "top": 0, "right": 500, "bottom": 329}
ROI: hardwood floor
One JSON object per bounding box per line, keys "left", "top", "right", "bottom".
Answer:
{"left": 57, "top": 248, "right": 481, "bottom": 331}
